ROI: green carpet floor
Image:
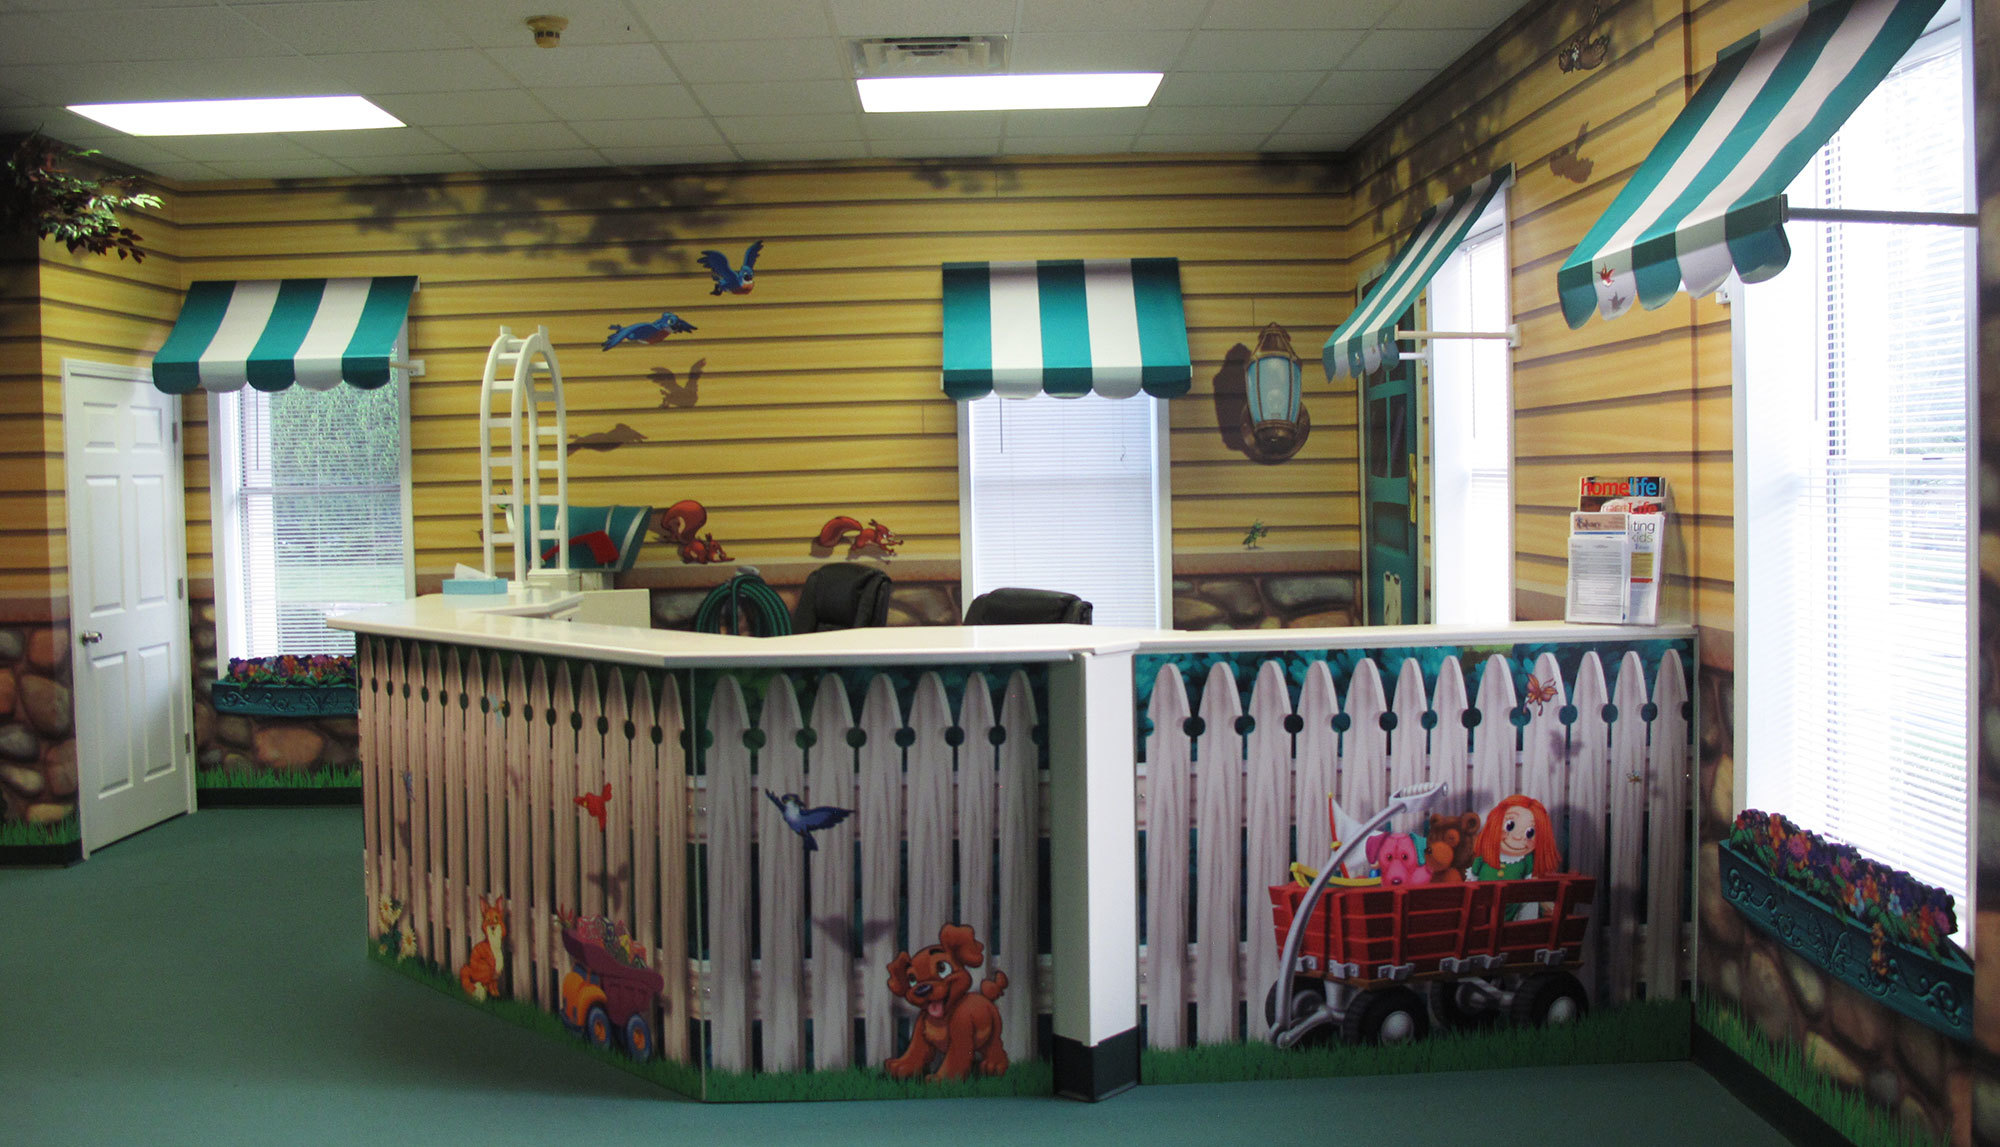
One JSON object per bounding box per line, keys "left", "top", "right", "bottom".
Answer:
{"left": 0, "top": 808, "right": 1790, "bottom": 1147}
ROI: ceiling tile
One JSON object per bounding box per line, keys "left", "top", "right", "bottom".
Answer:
{"left": 715, "top": 113, "right": 864, "bottom": 144}
{"left": 1308, "top": 68, "right": 1433, "bottom": 101}
{"left": 731, "top": 139, "right": 869, "bottom": 162}
{"left": 232, "top": 2, "right": 473, "bottom": 54}
{"left": 1008, "top": 31, "right": 1189, "bottom": 72}
{"left": 71, "top": 136, "right": 207, "bottom": 168}
{"left": 597, "top": 144, "right": 743, "bottom": 167}
{"left": 1177, "top": 30, "right": 1367, "bottom": 72}
{"left": 1154, "top": 71, "right": 1326, "bottom": 107}
{"left": 1, "top": 56, "right": 347, "bottom": 103}
{"left": 1345, "top": 27, "right": 1488, "bottom": 69}
{"left": 208, "top": 157, "right": 360, "bottom": 179}
{"left": 826, "top": 0, "right": 1015, "bottom": 38}
{"left": 39, "top": 7, "right": 295, "bottom": 63}
{"left": 1276, "top": 102, "right": 1401, "bottom": 136}
{"left": 462, "top": 148, "right": 610, "bottom": 170}
{"left": 1144, "top": 104, "right": 1291, "bottom": 135}
{"left": 1200, "top": 0, "right": 1397, "bottom": 29}
{"left": 694, "top": 80, "right": 858, "bottom": 118}
{"left": 423, "top": 0, "right": 658, "bottom": 48}
{"left": 22, "top": 107, "right": 129, "bottom": 143}
{"left": 141, "top": 160, "right": 231, "bottom": 182}
{"left": 1000, "top": 135, "right": 1135, "bottom": 155}
{"left": 862, "top": 111, "right": 1005, "bottom": 140}
{"left": 339, "top": 154, "right": 482, "bottom": 176}
{"left": 1002, "top": 108, "right": 1148, "bottom": 137}
{"left": 867, "top": 137, "right": 1000, "bottom": 158}
{"left": 314, "top": 50, "right": 516, "bottom": 94}
{"left": 292, "top": 127, "right": 456, "bottom": 157}
{"left": 372, "top": 89, "right": 554, "bottom": 126}
{"left": 1019, "top": 0, "right": 1208, "bottom": 31}
{"left": 569, "top": 118, "right": 729, "bottom": 149}
{"left": 1380, "top": 0, "right": 1527, "bottom": 29}
{"left": 663, "top": 38, "right": 849, "bottom": 84}
{"left": 0, "top": 14, "right": 96, "bottom": 68}
{"left": 151, "top": 134, "right": 324, "bottom": 162}
{"left": 486, "top": 43, "right": 679, "bottom": 88}
{"left": 427, "top": 122, "right": 591, "bottom": 151}
{"left": 624, "top": 0, "right": 834, "bottom": 41}
{"left": 531, "top": 84, "right": 705, "bottom": 120}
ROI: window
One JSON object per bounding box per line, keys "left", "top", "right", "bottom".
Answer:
{"left": 1427, "top": 197, "right": 1513, "bottom": 626}
{"left": 212, "top": 378, "right": 414, "bottom": 659}
{"left": 1739, "top": 25, "right": 1970, "bottom": 935}
{"left": 959, "top": 392, "right": 1168, "bottom": 627}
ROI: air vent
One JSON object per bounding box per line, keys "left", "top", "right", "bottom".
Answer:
{"left": 850, "top": 34, "right": 1009, "bottom": 78}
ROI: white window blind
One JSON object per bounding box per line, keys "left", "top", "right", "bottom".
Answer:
{"left": 1742, "top": 27, "right": 1969, "bottom": 934}
{"left": 224, "top": 379, "right": 411, "bottom": 657}
{"left": 1428, "top": 207, "right": 1512, "bottom": 627}
{"left": 962, "top": 392, "right": 1166, "bottom": 627}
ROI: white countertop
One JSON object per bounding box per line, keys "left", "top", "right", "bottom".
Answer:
{"left": 329, "top": 593, "right": 1697, "bottom": 670}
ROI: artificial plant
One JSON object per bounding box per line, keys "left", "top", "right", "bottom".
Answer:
{"left": 0, "top": 133, "right": 161, "bottom": 261}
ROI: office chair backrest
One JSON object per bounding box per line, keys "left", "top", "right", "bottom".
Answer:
{"left": 962, "top": 587, "right": 1093, "bottom": 626}
{"left": 791, "top": 562, "right": 893, "bottom": 633}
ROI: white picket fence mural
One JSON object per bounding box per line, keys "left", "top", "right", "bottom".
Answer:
{"left": 698, "top": 667, "right": 1047, "bottom": 1074}
{"left": 358, "top": 638, "right": 695, "bottom": 1067}
{"left": 1137, "top": 643, "right": 1693, "bottom": 1048}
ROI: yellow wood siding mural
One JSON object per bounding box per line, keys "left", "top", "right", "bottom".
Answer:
{"left": 163, "top": 157, "right": 1352, "bottom": 582}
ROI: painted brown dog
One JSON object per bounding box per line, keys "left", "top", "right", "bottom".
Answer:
{"left": 883, "top": 923, "right": 1009, "bottom": 1081}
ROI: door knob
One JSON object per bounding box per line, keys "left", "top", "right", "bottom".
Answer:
{"left": 79, "top": 631, "right": 102, "bottom": 645}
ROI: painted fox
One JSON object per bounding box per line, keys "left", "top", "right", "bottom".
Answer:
{"left": 458, "top": 896, "right": 508, "bottom": 1002}
{"left": 652, "top": 499, "right": 731, "bottom": 564}
{"left": 810, "top": 516, "right": 902, "bottom": 560}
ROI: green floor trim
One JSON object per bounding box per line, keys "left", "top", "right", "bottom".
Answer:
{"left": 0, "top": 813, "right": 80, "bottom": 847}
{"left": 197, "top": 764, "right": 363, "bottom": 790}
{"left": 1142, "top": 997, "right": 1692, "bottom": 1086}
{"left": 702, "top": 1060, "right": 1053, "bottom": 1102}
{"left": 1695, "top": 997, "right": 1945, "bottom": 1147}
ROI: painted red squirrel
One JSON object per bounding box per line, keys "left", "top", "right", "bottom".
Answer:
{"left": 810, "top": 516, "right": 902, "bottom": 560}
{"left": 652, "top": 499, "right": 731, "bottom": 564}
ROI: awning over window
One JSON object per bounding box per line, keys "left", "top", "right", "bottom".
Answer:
{"left": 153, "top": 276, "right": 418, "bottom": 394}
{"left": 942, "top": 258, "right": 1191, "bottom": 400}
{"left": 1557, "top": 0, "right": 1942, "bottom": 328}
{"left": 1322, "top": 165, "right": 1512, "bottom": 380}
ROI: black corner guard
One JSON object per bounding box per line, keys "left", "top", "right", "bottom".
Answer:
{"left": 1691, "top": 1024, "right": 1859, "bottom": 1147}
{"left": 1052, "top": 1028, "right": 1139, "bottom": 1102}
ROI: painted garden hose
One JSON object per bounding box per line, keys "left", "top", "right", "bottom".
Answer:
{"left": 693, "top": 567, "right": 792, "bottom": 637}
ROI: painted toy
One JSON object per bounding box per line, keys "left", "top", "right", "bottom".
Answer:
{"left": 601, "top": 310, "right": 696, "bottom": 349}
{"left": 810, "top": 515, "right": 903, "bottom": 560}
{"left": 458, "top": 895, "right": 508, "bottom": 1001}
{"left": 558, "top": 917, "right": 666, "bottom": 1062}
{"left": 699, "top": 240, "right": 763, "bottom": 295}
{"left": 653, "top": 499, "right": 731, "bottom": 564}
{"left": 764, "top": 788, "right": 854, "bottom": 852}
{"left": 1365, "top": 832, "right": 1430, "bottom": 887}
{"left": 1422, "top": 811, "right": 1481, "bottom": 884}
{"left": 884, "top": 923, "right": 1009, "bottom": 1082}
{"left": 1469, "top": 795, "right": 1561, "bottom": 881}
{"left": 1265, "top": 782, "right": 1594, "bottom": 1049}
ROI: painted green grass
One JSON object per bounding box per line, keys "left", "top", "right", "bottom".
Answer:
{"left": 1696, "top": 997, "right": 1946, "bottom": 1147}
{"left": 1142, "top": 996, "right": 1692, "bottom": 1086}
{"left": 0, "top": 814, "right": 80, "bottom": 847}
{"left": 198, "top": 764, "right": 363, "bottom": 790}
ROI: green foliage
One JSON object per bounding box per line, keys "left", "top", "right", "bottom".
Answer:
{"left": 198, "top": 764, "right": 363, "bottom": 790}
{"left": 0, "top": 813, "right": 81, "bottom": 846}
{"left": 701, "top": 1061, "right": 1053, "bottom": 1102}
{"left": 1, "top": 134, "right": 161, "bottom": 260}
{"left": 1141, "top": 997, "right": 1692, "bottom": 1086}
{"left": 1696, "top": 997, "right": 1946, "bottom": 1147}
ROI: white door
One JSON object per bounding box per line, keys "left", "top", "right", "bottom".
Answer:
{"left": 62, "top": 360, "right": 193, "bottom": 854}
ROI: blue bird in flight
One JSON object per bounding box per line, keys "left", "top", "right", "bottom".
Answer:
{"left": 699, "top": 240, "right": 764, "bottom": 295}
{"left": 764, "top": 788, "right": 853, "bottom": 851}
{"left": 602, "top": 310, "right": 696, "bottom": 350}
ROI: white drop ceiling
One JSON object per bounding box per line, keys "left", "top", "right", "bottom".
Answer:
{"left": 0, "top": 0, "right": 1529, "bottom": 181}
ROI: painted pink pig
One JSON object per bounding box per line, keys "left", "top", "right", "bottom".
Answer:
{"left": 1366, "top": 832, "right": 1432, "bottom": 887}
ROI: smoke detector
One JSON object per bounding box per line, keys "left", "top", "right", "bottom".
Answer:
{"left": 526, "top": 15, "right": 568, "bottom": 48}
{"left": 850, "top": 35, "right": 1009, "bottom": 78}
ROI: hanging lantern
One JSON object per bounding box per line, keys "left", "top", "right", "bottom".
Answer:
{"left": 1241, "top": 322, "right": 1310, "bottom": 462}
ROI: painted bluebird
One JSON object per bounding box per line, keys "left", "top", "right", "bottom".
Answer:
{"left": 764, "top": 788, "right": 853, "bottom": 851}
{"left": 698, "top": 240, "right": 763, "bottom": 295}
{"left": 602, "top": 310, "right": 696, "bottom": 350}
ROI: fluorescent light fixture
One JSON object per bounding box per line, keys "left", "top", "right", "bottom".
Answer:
{"left": 67, "top": 96, "right": 403, "bottom": 136}
{"left": 858, "top": 72, "right": 1162, "bottom": 113}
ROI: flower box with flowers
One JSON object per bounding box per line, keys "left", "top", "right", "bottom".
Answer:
{"left": 210, "top": 655, "right": 359, "bottom": 717}
{"left": 1718, "top": 809, "right": 1972, "bottom": 1041}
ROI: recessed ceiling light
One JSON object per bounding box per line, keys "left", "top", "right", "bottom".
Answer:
{"left": 858, "top": 73, "right": 1163, "bottom": 113}
{"left": 67, "top": 96, "right": 404, "bottom": 137}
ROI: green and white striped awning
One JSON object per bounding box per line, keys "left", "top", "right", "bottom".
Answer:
{"left": 1557, "top": 0, "right": 1942, "bottom": 328}
{"left": 152, "top": 276, "right": 418, "bottom": 394}
{"left": 1322, "top": 166, "right": 1512, "bottom": 380}
{"left": 942, "top": 258, "right": 1191, "bottom": 400}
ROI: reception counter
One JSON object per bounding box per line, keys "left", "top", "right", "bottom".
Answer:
{"left": 331, "top": 596, "right": 1697, "bottom": 1102}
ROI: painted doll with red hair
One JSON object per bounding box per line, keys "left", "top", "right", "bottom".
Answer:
{"left": 1468, "top": 796, "right": 1563, "bottom": 919}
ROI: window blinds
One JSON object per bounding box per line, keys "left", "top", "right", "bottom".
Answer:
{"left": 963, "top": 392, "right": 1164, "bottom": 627}
{"left": 231, "top": 378, "right": 408, "bottom": 657}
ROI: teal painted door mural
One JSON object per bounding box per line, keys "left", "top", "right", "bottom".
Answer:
{"left": 1361, "top": 297, "right": 1421, "bottom": 625}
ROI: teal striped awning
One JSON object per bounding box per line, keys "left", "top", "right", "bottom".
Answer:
{"left": 152, "top": 276, "right": 418, "bottom": 394}
{"left": 942, "top": 258, "right": 1191, "bottom": 400}
{"left": 1557, "top": 0, "right": 1942, "bottom": 328}
{"left": 1322, "top": 166, "right": 1512, "bottom": 380}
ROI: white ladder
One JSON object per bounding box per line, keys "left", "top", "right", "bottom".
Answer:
{"left": 478, "top": 325, "right": 569, "bottom": 584}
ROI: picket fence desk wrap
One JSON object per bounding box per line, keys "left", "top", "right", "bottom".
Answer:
{"left": 330, "top": 600, "right": 1697, "bottom": 1100}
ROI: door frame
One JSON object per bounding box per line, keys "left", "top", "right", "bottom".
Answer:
{"left": 61, "top": 358, "right": 194, "bottom": 856}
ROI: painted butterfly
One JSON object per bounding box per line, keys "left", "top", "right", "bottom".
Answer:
{"left": 1525, "top": 673, "right": 1559, "bottom": 714}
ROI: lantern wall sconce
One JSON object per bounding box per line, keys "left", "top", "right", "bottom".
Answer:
{"left": 1242, "top": 322, "right": 1309, "bottom": 463}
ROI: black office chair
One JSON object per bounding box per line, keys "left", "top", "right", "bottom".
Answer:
{"left": 962, "top": 587, "right": 1093, "bottom": 626}
{"left": 791, "top": 562, "right": 893, "bottom": 633}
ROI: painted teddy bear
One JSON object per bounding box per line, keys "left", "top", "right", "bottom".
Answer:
{"left": 1422, "top": 811, "right": 1482, "bottom": 884}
